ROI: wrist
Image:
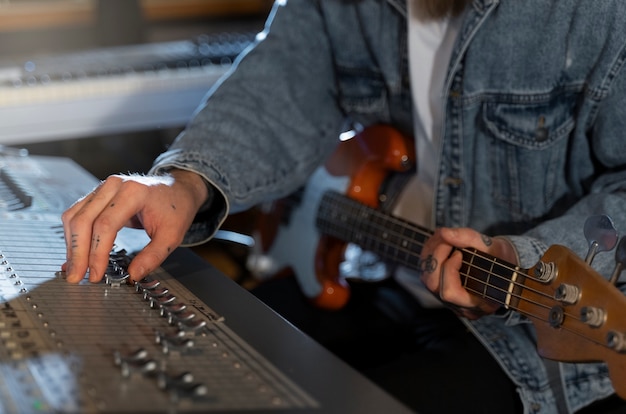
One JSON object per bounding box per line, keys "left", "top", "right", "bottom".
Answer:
{"left": 168, "top": 169, "right": 211, "bottom": 213}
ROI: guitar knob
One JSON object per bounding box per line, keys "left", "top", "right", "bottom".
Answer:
{"left": 607, "top": 331, "right": 626, "bottom": 353}
{"left": 533, "top": 261, "right": 556, "bottom": 282}
{"left": 583, "top": 214, "right": 618, "bottom": 264}
{"left": 609, "top": 237, "right": 626, "bottom": 284}
{"left": 580, "top": 306, "right": 605, "bottom": 327}
{"left": 548, "top": 306, "right": 565, "bottom": 328}
{"left": 554, "top": 283, "right": 580, "bottom": 305}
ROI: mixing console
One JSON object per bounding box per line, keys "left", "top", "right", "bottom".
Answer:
{"left": 0, "top": 212, "right": 317, "bottom": 413}
{"left": 0, "top": 152, "right": 412, "bottom": 413}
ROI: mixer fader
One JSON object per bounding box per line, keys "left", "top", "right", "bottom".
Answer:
{"left": 0, "top": 153, "right": 411, "bottom": 413}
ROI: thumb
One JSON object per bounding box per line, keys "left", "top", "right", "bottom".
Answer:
{"left": 127, "top": 239, "right": 177, "bottom": 281}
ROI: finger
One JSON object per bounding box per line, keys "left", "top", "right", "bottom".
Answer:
{"left": 61, "top": 190, "right": 93, "bottom": 267}
{"left": 419, "top": 230, "right": 453, "bottom": 293}
{"left": 438, "top": 227, "right": 492, "bottom": 250}
{"left": 439, "top": 250, "right": 501, "bottom": 317}
{"left": 439, "top": 249, "right": 476, "bottom": 307}
{"left": 84, "top": 184, "right": 156, "bottom": 282}
{"left": 63, "top": 177, "right": 134, "bottom": 283}
{"left": 126, "top": 236, "right": 179, "bottom": 282}
{"left": 62, "top": 185, "right": 114, "bottom": 283}
{"left": 114, "top": 195, "right": 189, "bottom": 282}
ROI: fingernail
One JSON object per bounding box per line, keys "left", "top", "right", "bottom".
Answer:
{"left": 130, "top": 266, "right": 146, "bottom": 282}
{"left": 65, "top": 262, "right": 75, "bottom": 282}
{"left": 88, "top": 268, "right": 101, "bottom": 283}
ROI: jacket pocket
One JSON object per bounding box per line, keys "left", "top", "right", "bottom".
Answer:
{"left": 480, "top": 92, "right": 577, "bottom": 219}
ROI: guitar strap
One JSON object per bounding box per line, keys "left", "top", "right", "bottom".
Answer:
{"left": 543, "top": 359, "right": 570, "bottom": 414}
{"left": 378, "top": 170, "right": 416, "bottom": 214}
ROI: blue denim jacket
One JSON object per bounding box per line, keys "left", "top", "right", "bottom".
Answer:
{"left": 153, "top": 0, "right": 626, "bottom": 412}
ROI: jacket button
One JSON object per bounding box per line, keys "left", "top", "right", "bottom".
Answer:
{"left": 536, "top": 127, "right": 549, "bottom": 142}
{"left": 443, "top": 177, "right": 463, "bottom": 187}
{"left": 536, "top": 115, "right": 549, "bottom": 142}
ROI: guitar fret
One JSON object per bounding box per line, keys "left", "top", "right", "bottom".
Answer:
{"left": 462, "top": 249, "right": 515, "bottom": 305}
{"left": 316, "top": 191, "right": 429, "bottom": 272}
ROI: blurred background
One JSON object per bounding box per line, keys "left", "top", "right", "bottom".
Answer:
{"left": 0, "top": 0, "right": 273, "bottom": 178}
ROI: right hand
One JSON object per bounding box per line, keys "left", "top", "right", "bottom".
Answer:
{"left": 61, "top": 169, "right": 209, "bottom": 284}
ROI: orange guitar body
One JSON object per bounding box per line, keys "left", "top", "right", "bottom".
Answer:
{"left": 312, "top": 125, "right": 415, "bottom": 309}
{"left": 253, "top": 125, "right": 414, "bottom": 310}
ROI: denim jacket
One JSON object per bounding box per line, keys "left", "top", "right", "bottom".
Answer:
{"left": 153, "top": 0, "right": 626, "bottom": 412}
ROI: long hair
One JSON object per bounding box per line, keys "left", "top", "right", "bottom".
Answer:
{"left": 411, "top": 0, "right": 471, "bottom": 20}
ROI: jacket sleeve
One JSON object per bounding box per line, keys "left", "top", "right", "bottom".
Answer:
{"left": 150, "top": 0, "right": 347, "bottom": 244}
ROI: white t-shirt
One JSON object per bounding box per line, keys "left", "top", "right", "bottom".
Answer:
{"left": 393, "top": 3, "right": 464, "bottom": 305}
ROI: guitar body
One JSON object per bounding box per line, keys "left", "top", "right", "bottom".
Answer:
{"left": 248, "top": 125, "right": 415, "bottom": 310}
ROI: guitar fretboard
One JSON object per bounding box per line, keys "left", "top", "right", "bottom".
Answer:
{"left": 316, "top": 191, "right": 429, "bottom": 272}
{"left": 315, "top": 190, "right": 523, "bottom": 308}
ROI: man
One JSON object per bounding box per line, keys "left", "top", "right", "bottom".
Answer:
{"left": 62, "top": 1, "right": 626, "bottom": 412}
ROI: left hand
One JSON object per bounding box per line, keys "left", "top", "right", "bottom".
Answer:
{"left": 420, "top": 227, "right": 519, "bottom": 320}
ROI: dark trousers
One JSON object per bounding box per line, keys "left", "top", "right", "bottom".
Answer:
{"left": 251, "top": 276, "right": 523, "bottom": 414}
{"left": 252, "top": 276, "right": 626, "bottom": 414}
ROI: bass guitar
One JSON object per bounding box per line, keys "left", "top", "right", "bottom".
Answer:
{"left": 247, "top": 125, "right": 626, "bottom": 398}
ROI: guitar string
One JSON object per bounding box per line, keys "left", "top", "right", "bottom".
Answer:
{"left": 316, "top": 201, "right": 552, "bottom": 304}
{"left": 317, "top": 192, "right": 588, "bottom": 323}
{"left": 318, "top": 192, "right": 527, "bottom": 274}
{"left": 458, "top": 284, "right": 610, "bottom": 349}
{"left": 317, "top": 210, "right": 606, "bottom": 344}
{"left": 320, "top": 191, "right": 553, "bottom": 283}
{"left": 318, "top": 211, "right": 570, "bottom": 316}
{"left": 460, "top": 281, "right": 615, "bottom": 351}
{"left": 316, "top": 213, "right": 606, "bottom": 344}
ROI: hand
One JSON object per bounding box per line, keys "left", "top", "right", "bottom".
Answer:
{"left": 61, "top": 169, "right": 209, "bottom": 284}
{"left": 419, "top": 227, "right": 519, "bottom": 319}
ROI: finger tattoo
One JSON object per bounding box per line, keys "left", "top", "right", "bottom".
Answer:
{"left": 420, "top": 255, "right": 438, "bottom": 274}
{"left": 92, "top": 234, "right": 101, "bottom": 250}
{"left": 481, "top": 234, "right": 492, "bottom": 247}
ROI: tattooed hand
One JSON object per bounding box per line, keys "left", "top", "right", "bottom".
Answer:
{"left": 61, "top": 169, "right": 209, "bottom": 284}
{"left": 419, "top": 227, "right": 519, "bottom": 320}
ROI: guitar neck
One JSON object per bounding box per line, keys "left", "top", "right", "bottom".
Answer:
{"left": 315, "top": 191, "right": 524, "bottom": 309}
{"left": 316, "top": 191, "right": 429, "bottom": 272}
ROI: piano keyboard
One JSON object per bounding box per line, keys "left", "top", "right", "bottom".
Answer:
{"left": 0, "top": 33, "right": 256, "bottom": 144}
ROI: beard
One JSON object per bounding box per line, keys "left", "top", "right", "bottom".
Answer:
{"left": 411, "top": 0, "right": 471, "bottom": 20}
